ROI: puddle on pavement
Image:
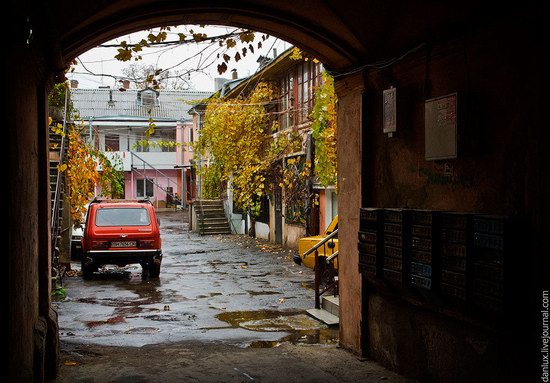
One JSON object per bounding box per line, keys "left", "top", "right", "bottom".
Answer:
{"left": 85, "top": 315, "right": 126, "bottom": 328}
{"left": 216, "top": 310, "right": 339, "bottom": 348}
{"left": 144, "top": 313, "right": 197, "bottom": 322}
{"left": 249, "top": 329, "right": 339, "bottom": 348}
{"left": 125, "top": 327, "right": 159, "bottom": 334}
{"left": 300, "top": 281, "right": 315, "bottom": 289}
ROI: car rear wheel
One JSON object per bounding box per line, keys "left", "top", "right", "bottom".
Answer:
{"left": 81, "top": 261, "right": 97, "bottom": 280}
{"left": 142, "top": 263, "right": 161, "bottom": 279}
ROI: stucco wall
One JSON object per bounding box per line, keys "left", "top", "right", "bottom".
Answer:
{"left": 284, "top": 224, "right": 306, "bottom": 249}
{"left": 334, "top": 73, "right": 364, "bottom": 355}
{"left": 125, "top": 169, "right": 178, "bottom": 201}
{"left": 361, "top": 20, "right": 548, "bottom": 382}
{"left": 9, "top": 43, "right": 43, "bottom": 381}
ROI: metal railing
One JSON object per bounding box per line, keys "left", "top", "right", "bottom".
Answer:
{"left": 130, "top": 152, "right": 181, "bottom": 206}
{"left": 302, "top": 229, "right": 339, "bottom": 309}
{"left": 197, "top": 198, "right": 205, "bottom": 234}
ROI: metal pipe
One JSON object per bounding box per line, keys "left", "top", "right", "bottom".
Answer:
{"left": 314, "top": 249, "right": 320, "bottom": 309}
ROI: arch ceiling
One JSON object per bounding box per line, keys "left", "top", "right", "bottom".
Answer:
{"left": 44, "top": 0, "right": 498, "bottom": 74}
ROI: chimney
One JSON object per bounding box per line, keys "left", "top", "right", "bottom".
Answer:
{"left": 231, "top": 69, "right": 238, "bottom": 80}
{"left": 70, "top": 79, "right": 79, "bottom": 88}
{"left": 273, "top": 48, "right": 277, "bottom": 59}
{"left": 122, "top": 80, "right": 130, "bottom": 89}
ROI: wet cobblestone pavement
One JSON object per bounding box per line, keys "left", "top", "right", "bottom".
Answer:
{"left": 55, "top": 210, "right": 410, "bottom": 383}
{"left": 56, "top": 210, "right": 337, "bottom": 348}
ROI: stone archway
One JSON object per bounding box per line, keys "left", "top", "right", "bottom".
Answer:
{"left": 56, "top": 2, "right": 369, "bottom": 356}
{"left": 11, "top": 2, "right": 548, "bottom": 382}
{"left": 10, "top": 3, "right": 368, "bottom": 380}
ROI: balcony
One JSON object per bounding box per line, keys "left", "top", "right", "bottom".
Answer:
{"left": 102, "top": 151, "right": 177, "bottom": 171}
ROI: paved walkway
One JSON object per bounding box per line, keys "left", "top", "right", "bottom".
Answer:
{"left": 55, "top": 211, "right": 410, "bottom": 382}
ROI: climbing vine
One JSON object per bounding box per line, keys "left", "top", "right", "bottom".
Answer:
{"left": 200, "top": 163, "right": 223, "bottom": 200}
{"left": 194, "top": 81, "right": 302, "bottom": 216}
{"left": 282, "top": 156, "right": 310, "bottom": 224}
{"left": 51, "top": 119, "right": 124, "bottom": 223}
{"left": 311, "top": 72, "right": 337, "bottom": 187}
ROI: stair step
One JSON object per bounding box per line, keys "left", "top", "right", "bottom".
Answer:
{"left": 306, "top": 308, "right": 339, "bottom": 325}
{"left": 199, "top": 222, "right": 229, "bottom": 230}
{"left": 198, "top": 207, "right": 225, "bottom": 213}
{"left": 322, "top": 295, "right": 339, "bottom": 317}
{"left": 199, "top": 212, "right": 226, "bottom": 217}
{"left": 197, "top": 200, "right": 224, "bottom": 206}
{"left": 200, "top": 229, "right": 232, "bottom": 235}
{"left": 49, "top": 152, "right": 61, "bottom": 162}
{"left": 200, "top": 217, "right": 229, "bottom": 223}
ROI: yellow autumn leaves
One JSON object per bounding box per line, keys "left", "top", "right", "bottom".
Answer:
{"left": 195, "top": 82, "right": 301, "bottom": 216}
{"left": 51, "top": 122, "right": 124, "bottom": 223}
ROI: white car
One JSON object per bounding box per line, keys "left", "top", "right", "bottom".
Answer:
{"left": 71, "top": 223, "right": 84, "bottom": 258}
{"left": 71, "top": 203, "right": 89, "bottom": 259}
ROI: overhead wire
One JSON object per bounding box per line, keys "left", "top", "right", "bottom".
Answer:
{"left": 326, "top": 42, "right": 427, "bottom": 78}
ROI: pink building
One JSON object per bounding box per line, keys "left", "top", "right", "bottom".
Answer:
{"left": 71, "top": 86, "right": 210, "bottom": 207}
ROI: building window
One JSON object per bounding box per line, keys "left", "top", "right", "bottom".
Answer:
{"left": 136, "top": 179, "right": 154, "bottom": 197}
{"left": 135, "top": 142, "right": 146, "bottom": 152}
{"left": 159, "top": 129, "right": 176, "bottom": 152}
{"left": 137, "top": 89, "right": 159, "bottom": 107}
{"left": 297, "top": 62, "right": 322, "bottom": 124}
{"left": 104, "top": 134, "right": 119, "bottom": 151}
{"left": 188, "top": 126, "right": 193, "bottom": 143}
{"left": 279, "top": 74, "right": 294, "bottom": 130}
{"left": 284, "top": 155, "right": 307, "bottom": 225}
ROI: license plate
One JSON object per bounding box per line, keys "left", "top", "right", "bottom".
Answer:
{"left": 111, "top": 241, "right": 137, "bottom": 248}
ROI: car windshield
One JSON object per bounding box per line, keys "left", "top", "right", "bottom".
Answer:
{"left": 95, "top": 208, "right": 151, "bottom": 227}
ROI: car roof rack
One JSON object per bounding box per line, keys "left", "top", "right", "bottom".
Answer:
{"left": 90, "top": 197, "right": 153, "bottom": 205}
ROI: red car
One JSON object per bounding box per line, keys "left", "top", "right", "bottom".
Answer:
{"left": 81, "top": 199, "right": 162, "bottom": 279}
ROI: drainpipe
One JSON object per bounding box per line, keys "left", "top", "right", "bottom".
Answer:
{"left": 196, "top": 113, "right": 203, "bottom": 199}
{"left": 130, "top": 169, "right": 134, "bottom": 199}
{"left": 182, "top": 168, "right": 187, "bottom": 208}
{"left": 305, "top": 132, "right": 314, "bottom": 236}
{"left": 88, "top": 117, "right": 93, "bottom": 144}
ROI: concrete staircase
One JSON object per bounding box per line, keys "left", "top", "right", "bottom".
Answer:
{"left": 195, "top": 199, "right": 231, "bottom": 235}
{"left": 307, "top": 295, "right": 339, "bottom": 325}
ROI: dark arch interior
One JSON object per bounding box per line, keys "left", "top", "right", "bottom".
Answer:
{"left": 9, "top": 2, "right": 548, "bottom": 382}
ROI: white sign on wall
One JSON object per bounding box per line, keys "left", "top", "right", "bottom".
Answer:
{"left": 383, "top": 87, "right": 397, "bottom": 134}
{"left": 425, "top": 93, "right": 457, "bottom": 160}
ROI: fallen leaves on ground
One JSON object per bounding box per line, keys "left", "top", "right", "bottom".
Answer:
{"left": 65, "top": 269, "right": 81, "bottom": 277}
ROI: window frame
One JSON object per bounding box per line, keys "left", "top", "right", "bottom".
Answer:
{"left": 136, "top": 178, "right": 154, "bottom": 198}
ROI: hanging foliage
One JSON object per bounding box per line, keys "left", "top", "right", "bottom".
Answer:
{"left": 311, "top": 72, "right": 337, "bottom": 187}
{"left": 283, "top": 155, "right": 310, "bottom": 224}
{"left": 200, "top": 163, "right": 223, "bottom": 200}
{"left": 113, "top": 26, "right": 271, "bottom": 79}
{"left": 194, "top": 82, "right": 302, "bottom": 216}
{"left": 55, "top": 121, "right": 124, "bottom": 223}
